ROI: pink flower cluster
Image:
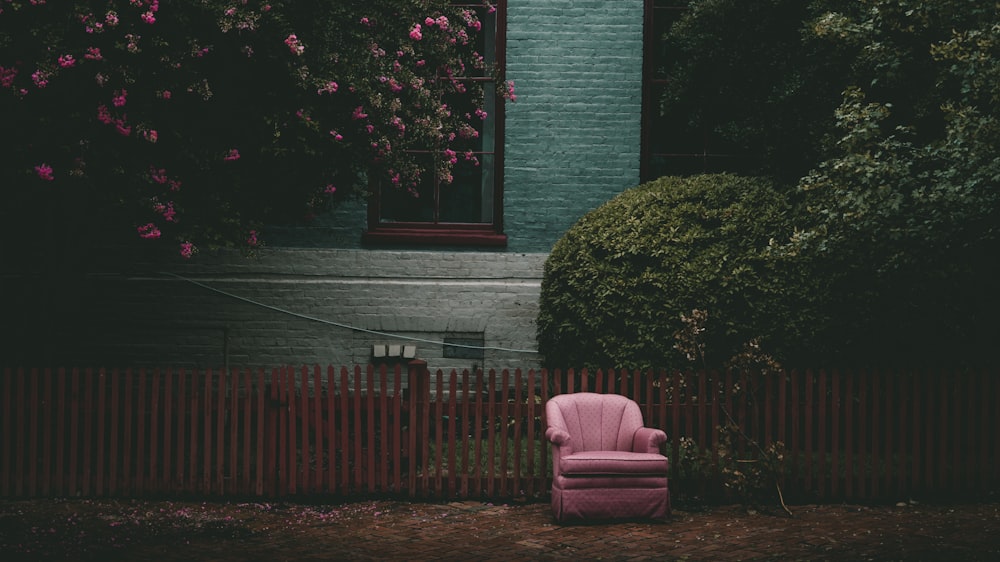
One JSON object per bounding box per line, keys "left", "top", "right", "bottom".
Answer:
{"left": 31, "top": 69, "right": 50, "bottom": 88}
{"left": 284, "top": 34, "right": 304, "bottom": 56}
{"left": 0, "top": 66, "right": 16, "bottom": 88}
{"left": 34, "top": 163, "right": 54, "bottom": 181}
{"left": 152, "top": 199, "right": 176, "bottom": 222}
{"left": 425, "top": 15, "right": 449, "bottom": 31}
{"left": 224, "top": 148, "right": 241, "bottom": 161}
{"left": 137, "top": 223, "right": 161, "bottom": 239}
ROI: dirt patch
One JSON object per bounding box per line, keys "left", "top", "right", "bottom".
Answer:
{"left": 2, "top": 498, "right": 999, "bottom": 561}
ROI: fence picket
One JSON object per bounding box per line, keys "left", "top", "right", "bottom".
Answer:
{"left": 393, "top": 364, "right": 403, "bottom": 494}
{"left": 379, "top": 365, "right": 389, "bottom": 493}
{"left": 135, "top": 368, "right": 146, "bottom": 495}
{"left": 486, "top": 369, "right": 496, "bottom": 497}
{"left": 40, "top": 369, "right": 53, "bottom": 496}
{"left": 460, "top": 369, "right": 471, "bottom": 497}
{"left": 94, "top": 368, "right": 107, "bottom": 496}
{"left": 367, "top": 366, "right": 377, "bottom": 493}
{"left": 150, "top": 369, "right": 161, "bottom": 495}
{"left": 447, "top": 370, "right": 458, "bottom": 497}
{"left": 830, "top": 369, "right": 839, "bottom": 499}
{"left": 55, "top": 369, "right": 68, "bottom": 496}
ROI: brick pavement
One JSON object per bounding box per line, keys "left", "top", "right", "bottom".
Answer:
{"left": 2, "top": 498, "right": 999, "bottom": 561}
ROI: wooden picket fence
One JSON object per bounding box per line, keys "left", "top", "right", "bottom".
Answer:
{"left": 1, "top": 365, "right": 998, "bottom": 502}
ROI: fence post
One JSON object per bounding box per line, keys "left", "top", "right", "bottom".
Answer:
{"left": 407, "top": 359, "right": 428, "bottom": 497}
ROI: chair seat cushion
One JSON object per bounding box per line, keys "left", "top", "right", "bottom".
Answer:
{"left": 559, "top": 450, "right": 669, "bottom": 476}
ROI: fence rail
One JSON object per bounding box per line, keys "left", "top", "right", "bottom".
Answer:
{"left": 1, "top": 365, "right": 998, "bottom": 502}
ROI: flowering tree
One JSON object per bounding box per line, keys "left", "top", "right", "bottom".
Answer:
{"left": 0, "top": 0, "right": 511, "bottom": 260}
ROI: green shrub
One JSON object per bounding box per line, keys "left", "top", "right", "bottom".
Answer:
{"left": 537, "top": 174, "right": 828, "bottom": 370}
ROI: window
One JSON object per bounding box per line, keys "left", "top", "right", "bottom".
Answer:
{"left": 364, "top": 1, "right": 507, "bottom": 247}
{"left": 641, "top": 0, "right": 747, "bottom": 182}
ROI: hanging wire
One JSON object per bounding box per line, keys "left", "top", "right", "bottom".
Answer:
{"left": 159, "top": 271, "right": 540, "bottom": 354}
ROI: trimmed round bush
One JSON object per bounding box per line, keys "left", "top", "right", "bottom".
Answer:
{"left": 537, "top": 173, "right": 828, "bottom": 370}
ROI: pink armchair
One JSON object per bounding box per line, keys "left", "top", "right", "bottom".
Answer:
{"left": 545, "top": 392, "right": 670, "bottom": 522}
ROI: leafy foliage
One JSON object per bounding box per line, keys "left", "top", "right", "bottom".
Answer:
{"left": 792, "top": 1, "right": 1000, "bottom": 366}
{"left": 659, "top": 0, "right": 1000, "bottom": 367}
{"left": 537, "top": 174, "right": 829, "bottom": 370}
{"left": 0, "top": 0, "right": 503, "bottom": 262}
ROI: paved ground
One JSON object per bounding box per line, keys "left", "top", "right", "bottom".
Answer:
{"left": 1, "top": 498, "right": 999, "bottom": 561}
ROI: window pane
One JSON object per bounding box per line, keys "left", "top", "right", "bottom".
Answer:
{"left": 440, "top": 156, "right": 491, "bottom": 223}
{"left": 650, "top": 5, "right": 686, "bottom": 80}
{"left": 379, "top": 155, "right": 435, "bottom": 223}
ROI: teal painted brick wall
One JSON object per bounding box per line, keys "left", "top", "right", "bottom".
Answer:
{"left": 504, "top": 0, "right": 645, "bottom": 253}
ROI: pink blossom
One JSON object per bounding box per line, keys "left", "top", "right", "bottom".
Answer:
{"left": 180, "top": 242, "right": 195, "bottom": 259}
{"left": 58, "top": 54, "right": 75, "bottom": 68}
{"left": 1, "top": 66, "right": 18, "bottom": 88}
{"left": 324, "top": 184, "right": 337, "bottom": 194}
{"left": 137, "top": 223, "right": 161, "bottom": 239}
{"left": 140, "top": 11, "right": 155, "bottom": 24}
{"left": 160, "top": 89, "right": 172, "bottom": 100}
{"left": 31, "top": 69, "right": 49, "bottom": 88}
{"left": 112, "top": 89, "right": 127, "bottom": 107}
{"left": 360, "top": 17, "right": 370, "bottom": 26}
{"left": 247, "top": 230, "right": 259, "bottom": 246}
{"left": 84, "top": 47, "right": 103, "bottom": 61}
{"left": 352, "top": 106, "right": 368, "bottom": 120}
{"left": 317, "top": 81, "right": 338, "bottom": 95}
{"left": 435, "top": 15, "right": 449, "bottom": 30}
{"left": 105, "top": 11, "right": 119, "bottom": 26}
{"left": 224, "top": 148, "right": 241, "bottom": 161}
{"left": 97, "top": 104, "right": 112, "bottom": 124}
{"left": 150, "top": 167, "right": 168, "bottom": 184}
{"left": 143, "top": 129, "right": 158, "bottom": 143}
{"left": 409, "top": 24, "right": 422, "bottom": 41}
{"left": 284, "top": 34, "right": 304, "bottom": 56}
{"left": 329, "top": 130, "right": 343, "bottom": 141}
{"left": 34, "top": 163, "right": 54, "bottom": 181}
{"left": 475, "top": 108, "right": 488, "bottom": 120}
{"left": 161, "top": 201, "right": 176, "bottom": 222}
{"left": 114, "top": 119, "right": 132, "bottom": 136}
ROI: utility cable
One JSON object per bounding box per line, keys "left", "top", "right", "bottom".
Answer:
{"left": 159, "top": 271, "right": 540, "bottom": 354}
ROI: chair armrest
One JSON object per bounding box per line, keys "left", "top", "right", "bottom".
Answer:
{"left": 633, "top": 427, "right": 667, "bottom": 454}
{"left": 545, "top": 427, "right": 572, "bottom": 448}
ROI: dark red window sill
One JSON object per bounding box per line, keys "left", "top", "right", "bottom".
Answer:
{"left": 362, "top": 227, "right": 508, "bottom": 247}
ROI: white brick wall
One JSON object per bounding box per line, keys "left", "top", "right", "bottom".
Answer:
{"left": 41, "top": 248, "right": 546, "bottom": 373}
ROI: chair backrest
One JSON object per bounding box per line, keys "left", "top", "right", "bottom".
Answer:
{"left": 546, "top": 392, "right": 646, "bottom": 452}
